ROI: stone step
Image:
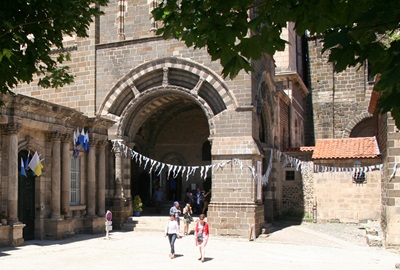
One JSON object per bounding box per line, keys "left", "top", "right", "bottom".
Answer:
{"left": 366, "top": 235, "right": 383, "bottom": 247}
{"left": 121, "top": 215, "right": 200, "bottom": 233}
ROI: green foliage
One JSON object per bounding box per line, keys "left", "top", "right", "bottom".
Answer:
{"left": 153, "top": 0, "right": 400, "bottom": 127}
{"left": 133, "top": 195, "right": 143, "bottom": 212}
{"left": 0, "top": 0, "right": 108, "bottom": 95}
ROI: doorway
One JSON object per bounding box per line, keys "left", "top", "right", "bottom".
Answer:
{"left": 18, "top": 150, "right": 35, "bottom": 240}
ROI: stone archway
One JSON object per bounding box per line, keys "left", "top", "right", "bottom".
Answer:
{"left": 101, "top": 58, "right": 236, "bottom": 221}
{"left": 342, "top": 112, "right": 373, "bottom": 138}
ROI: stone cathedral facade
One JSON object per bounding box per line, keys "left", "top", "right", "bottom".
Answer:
{"left": 0, "top": 1, "right": 398, "bottom": 249}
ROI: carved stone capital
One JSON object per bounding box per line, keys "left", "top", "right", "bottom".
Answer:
{"left": 1, "top": 123, "right": 21, "bottom": 135}
{"left": 46, "top": 131, "right": 61, "bottom": 142}
{"left": 97, "top": 140, "right": 107, "bottom": 149}
{"left": 61, "top": 133, "right": 71, "bottom": 143}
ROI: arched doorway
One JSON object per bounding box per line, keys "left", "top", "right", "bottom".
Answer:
{"left": 101, "top": 58, "right": 237, "bottom": 221}
{"left": 127, "top": 95, "right": 211, "bottom": 208}
{"left": 18, "top": 150, "right": 35, "bottom": 240}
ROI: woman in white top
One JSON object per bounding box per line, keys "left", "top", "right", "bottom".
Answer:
{"left": 165, "top": 213, "right": 180, "bottom": 258}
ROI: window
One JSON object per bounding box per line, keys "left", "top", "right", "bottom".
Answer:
{"left": 70, "top": 157, "right": 80, "bottom": 205}
{"left": 285, "top": 163, "right": 295, "bottom": 181}
{"left": 353, "top": 171, "right": 366, "bottom": 184}
{"left": 285, "top": 171, "right": 295, "bottom": 181}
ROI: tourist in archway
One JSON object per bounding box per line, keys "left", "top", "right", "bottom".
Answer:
{"left": 183, "top": 203, "right": 193, "bottom": 235}
{"left": 202, "top": 189, "right": 211, "bottom": 215}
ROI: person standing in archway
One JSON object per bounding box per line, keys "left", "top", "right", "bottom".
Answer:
{"left": 202, "top": 189, "right": 211, "bottom": 215}
{"left": 183, "top": 203, "right": 193, "bottom": 235}
{"left": 195, "top": 187, "right": 203, "bottom": 214}
{"left": 169, "top": 201, "right": 181, "bottom": 234}
{"left": 154, "top": 187, "right": 164, "bottom": 214}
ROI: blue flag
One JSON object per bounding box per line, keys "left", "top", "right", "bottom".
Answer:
{"left": 21, "top": 157, "right": 27, "bottom": 177}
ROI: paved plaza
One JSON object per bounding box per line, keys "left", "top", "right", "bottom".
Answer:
{"left": 0, "top": 223, "right": 399, "bottom": 270}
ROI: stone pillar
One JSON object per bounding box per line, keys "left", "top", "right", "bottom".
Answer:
{"left": 49, "top": 132, "right": 61, "bottom": 220}
{"left": 1, "top": 123, "right": 21, "bottom": 225}
{"left": 61, "top": 134, "right": 71, "bottom": 217}
{"left": 87, "top": 140, "right": 97, "bottom": 216}
{"left": 114, "top": 147, "right": 123, "bottom": 199}
{"left": 97, "top": 141, "right": 106, "bottom": 216}
{"left": 207, "top": 136, "right": 265, "bottom": 238}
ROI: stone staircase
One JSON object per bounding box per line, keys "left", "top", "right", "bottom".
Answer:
{"left": 122, "top": 216, "right": 167, "bottom": 232}
{"left": 364, "top": 220, "right": 383, "bottom": 247}
{"left": 121, "top": 202, "right": 201, "bottom": 232}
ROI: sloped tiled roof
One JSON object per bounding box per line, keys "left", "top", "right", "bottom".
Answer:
{"left": 312, "top": 137, "right": 380, "bottom": 160}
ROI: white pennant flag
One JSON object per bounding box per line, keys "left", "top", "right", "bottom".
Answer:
{"left": 157, "top": 163, "right": 165, "bottom": 176}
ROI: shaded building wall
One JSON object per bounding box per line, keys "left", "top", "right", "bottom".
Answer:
{"left": 307, "top": 39, "right": 374, "bottom": 140}
{"left": 377, "top": 113, "right": 400, "bottom": 247}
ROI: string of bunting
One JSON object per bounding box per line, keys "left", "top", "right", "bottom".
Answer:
{"left": 112, "top": 140, "right": 394, "bottom": 186}
{"left": 111, "top": 140, "right": 244, "bottom": 181}
{"left": 257, "top": 149, "right": 390, "bottom": 186}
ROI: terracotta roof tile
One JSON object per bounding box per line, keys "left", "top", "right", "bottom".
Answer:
{"left": 312, "top": 137, "right": 380, "bottom": 160}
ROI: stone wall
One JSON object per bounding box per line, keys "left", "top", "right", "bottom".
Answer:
{"left": 313, "top": 163, "right": 381, "bottom": 223}
{"left": 380, "top": 116, "right": 400, "bottom": 247}
{"left": 307, "top": 39, "right": 374, "bottom": 140}
{"left": 14, "top": 24, "right": 98, "bottom": 116}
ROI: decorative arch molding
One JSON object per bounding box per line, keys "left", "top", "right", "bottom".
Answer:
{"left": 342, "top": 112, "right": 373, "bottom": 138}
{"left": 18, "top": 137, "right": 44, "bottom": 155}
{"left": 161, "top": 152, "right": 186, "bottom": 166}
{"left": 98, "top": 57, "right": 238, "bottom": 118}
{"left": 256, "top": 71, "right": 276, "bottom": 146}
{"left": 116, "top": 85, "right": 217, "bottom": 140}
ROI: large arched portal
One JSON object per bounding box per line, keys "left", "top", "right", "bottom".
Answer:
{"left": 125, "top": 89, "right": 211, "bottom": 205}
{"left": 100, "top": 58, "right": 238, "bottom": 226}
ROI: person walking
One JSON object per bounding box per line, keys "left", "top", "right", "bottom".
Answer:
{"left": 165, "top": 213, "right": 180, "bottom": 259}
{"left": 169, "top": 201, "right": 181, "bottom": 235}
{"left": 195, "top": 214, "right": 209, "bottom": 262}
{"left": 183, "top": 203, "right": 193, "bottom": 235}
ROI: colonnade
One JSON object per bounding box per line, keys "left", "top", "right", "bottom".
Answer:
{"left": 1, "top": 124, "right": 108, "bottom": 224}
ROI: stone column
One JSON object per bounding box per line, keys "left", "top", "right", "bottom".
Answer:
{"left": 1, "top": 123, "right": 21, "bottom": 225}
{"left": 97, "top": 141, "right": 106, "bottom": 216}
{"left": 61, "top": 134, "right": 71, "bottom": 217}
{"left": 87, "top": 140, "right": 96, "bottom": 216}
{"left": 114, "top": 147, "right": 123, "bottom": 199}
{"left": 49, "top": 132, "right": 61, "bottom": 219}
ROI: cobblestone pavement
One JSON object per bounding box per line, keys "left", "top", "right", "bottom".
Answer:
{"left": 0, "top": 222, "right": 399, "bottom": 270}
